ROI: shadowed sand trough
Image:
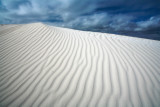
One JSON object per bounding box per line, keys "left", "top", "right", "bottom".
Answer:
{"left": 0, "top": 23, "right": 160, "bottom": 107}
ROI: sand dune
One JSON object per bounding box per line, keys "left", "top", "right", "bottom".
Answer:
{"left": 0, "top": 23, "right": 160, "bottom": 107}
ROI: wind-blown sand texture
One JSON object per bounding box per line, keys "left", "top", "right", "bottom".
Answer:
{"left": 0, "top": 23, "right": 160, "bottom": 107}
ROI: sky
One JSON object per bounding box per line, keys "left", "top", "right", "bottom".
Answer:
{"left": 0, "top": 0, "right": 160, "bottom": 40}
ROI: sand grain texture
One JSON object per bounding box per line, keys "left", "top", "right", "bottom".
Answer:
{"left": 0, "top": 23, "right": 160, "bottom": 107}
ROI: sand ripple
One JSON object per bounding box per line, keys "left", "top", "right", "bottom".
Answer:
{"left": 0, "top": 23, "right": 160, "bottom": 107}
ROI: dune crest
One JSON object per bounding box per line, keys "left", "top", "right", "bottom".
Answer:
{"left": 0, "top": 23, "right": 160, "bottom": 107}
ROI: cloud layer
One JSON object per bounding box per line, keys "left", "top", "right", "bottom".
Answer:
{"left": 0, "top": 0, "right": 160, "bottom": 39}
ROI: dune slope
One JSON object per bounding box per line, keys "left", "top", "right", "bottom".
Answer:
{"left": 0, "top": 23, "right": 160, "bottom": 107}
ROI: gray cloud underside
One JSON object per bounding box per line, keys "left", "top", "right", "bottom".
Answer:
{"left": 0, "top": 0, "right": 160, "bottom": 40}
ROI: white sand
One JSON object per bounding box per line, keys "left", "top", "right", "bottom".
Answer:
{"left": 0, "top": 23, "right": 160, "bottom": 107}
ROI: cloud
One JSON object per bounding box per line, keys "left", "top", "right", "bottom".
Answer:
{"left": 0, "top": 0, "right": 160, "bottom": 40}
{"left": 136, "top": 16, "right": 160, "bottom": 31}
{"left": 57, "top": 13, "right": 135, "bottom": 32}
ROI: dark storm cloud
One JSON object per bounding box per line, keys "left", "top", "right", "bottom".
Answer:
{"left": 0, "top": 0, "right": 160, "bottom": 39}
